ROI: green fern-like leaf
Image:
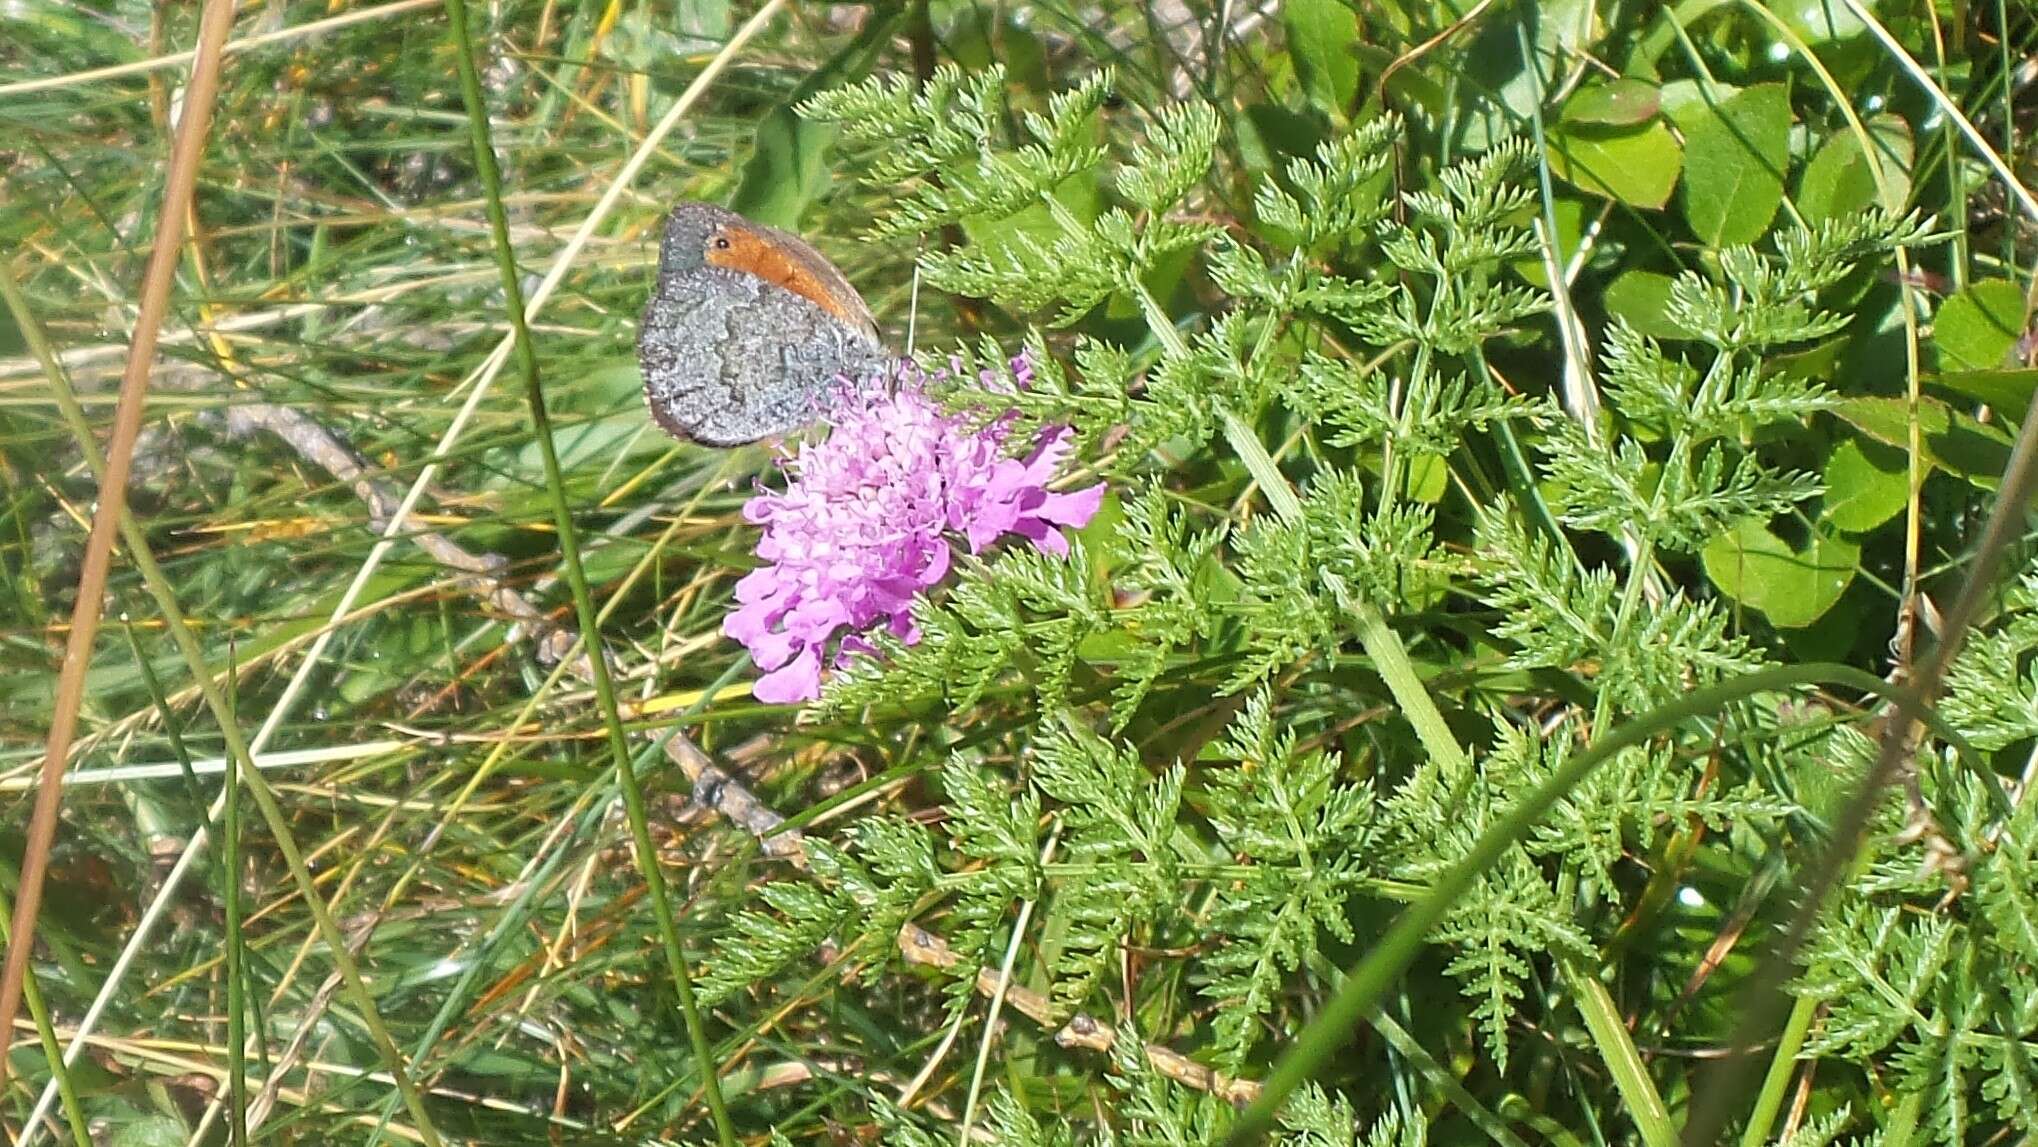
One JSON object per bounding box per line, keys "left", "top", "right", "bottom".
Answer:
{"left": 1200, "top": 690, "right": 1373, "bottom": 1066}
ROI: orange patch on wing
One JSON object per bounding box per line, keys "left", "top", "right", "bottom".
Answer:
{"left": 707, "top": 229, "right": 865, "bottom": 330}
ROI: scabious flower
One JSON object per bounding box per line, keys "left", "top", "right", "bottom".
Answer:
{"left": 723, "top": 354, "right": 1105, "bottom": 704}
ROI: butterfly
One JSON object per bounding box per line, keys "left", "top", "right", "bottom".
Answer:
{"left": 637, "top": 202, "right": 887, "bottom": 445}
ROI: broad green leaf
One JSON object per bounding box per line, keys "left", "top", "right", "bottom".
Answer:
{"left": 1237, "top": 102, "right": 1325, "bottom": 174}
{"left": 1820, "top": 437, "right": 1909, "bottom": 532}
{"left": 1934, "top": 279, "right": 2028, "bottom": 372}
{"left": 1673, "top": 83, "right": 1792, "bottom": 247}
{"left": 728, "top": 9, "right": 896, "bottom": 226}
{"left": 1832, "top": 394, "right": 2015, "bottom": 488}
{"left": 728, "top": 110, "right": 835, "bottom": 229}
{"left": 1764, "top": 336, "right": 1849, "bottom": 387}
{"left": 1781, "top": 0, "right": 1877, "bottom": 44}
{"left": 1797, "top": 113, "right": 1914, "bottom": 221}
{"left": 1932, "top": 368, "right": 2038, "bottom": 414}
{"left": 1603, "top": 270, "right": 1693, "bottom": 339}
{"left": 1284, "top": 0, "right": 1360, "bottom": 117}
{"left": 1350, "top": 43, "right": 1449, "bottom": 118}
{"left": 1653, "top": 77, "right": 1716, "bottom": 124}
{"left": 111, "top": 1116, "right": 189, "bottom": 1147}
{"left": 1546, "top": 120, "right": 1683, "bottom": 210}
{"left": 1703, "top": 520, "right": 1860, "bottom": 627}
{"left": 1405, "top": 454, "right": 1447, "bottom": 503}
{"left": 1455, "top": 0, "right": 1600, "bottom": 149}
{"left": 1625, "top": 0, "right": 1733, "bottom": 78}
{"left": 1562, "top": 78, "right": 1661, "bottom": 126}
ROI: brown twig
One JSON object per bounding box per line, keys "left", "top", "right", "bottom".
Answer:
{"left": 0, "top": 0, "right": 239, "bottom": 1097}
{"left": 221, "top": 403, "right": 578, "bottom": 662}
{"left": 897, "top": 924, "right": 1261, "bottom": 1104}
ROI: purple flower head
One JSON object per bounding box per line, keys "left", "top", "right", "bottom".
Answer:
{"left": 723, "top": 353, "right": 1105, "bottom": 704}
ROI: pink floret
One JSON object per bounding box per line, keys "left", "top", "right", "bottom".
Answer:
{"left": 722, "top": 353, "right": 1104, "bottom": 703}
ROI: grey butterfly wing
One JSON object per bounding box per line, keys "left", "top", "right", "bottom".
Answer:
{"left": 638, "top": 266, "right": 885, "bottom": 446}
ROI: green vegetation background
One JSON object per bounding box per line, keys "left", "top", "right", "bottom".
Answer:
{"left": 3, "top": 1, "right": 2037, "bottom": 1145}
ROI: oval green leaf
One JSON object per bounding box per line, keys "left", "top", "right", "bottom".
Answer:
{"left": 1702, "top": 520, "right": 1860, "bottom": 628}
{"left": 1284, "top": 0, "right": 1359, "bottom": 117}
{"left": 1832, "top": 394, "right": 2015, "bottom": 489}
{"left": 1674, "top": 82, "right": 1793, "bottom": 247}
{"left": 1603, "top": 270, "right": 1693, "bottom": 340}
{"left": 1820, "top": 437, "right": 1909, "bottom": 533}
{"left": 1931, "top": 368, "right": 2038, "bottom": 415}
{"left": 1797, "top": 113, "right": 1914, "bottom": 221}
{"left": 1563, "top": 78, "right": 1662, "bottom": 126}
{"left": 1934, "top": 279, "right": 2029, "bottom": 372}
{"left": 1546, "top": 120, "right": 1683, "bottom": 211}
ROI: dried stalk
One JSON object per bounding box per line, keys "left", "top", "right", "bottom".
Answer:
{"left": 0, "top": 0, "right": 239, "bottom": 1096}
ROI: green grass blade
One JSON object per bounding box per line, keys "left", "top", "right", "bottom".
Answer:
{"left": 437, "top": 0, "right": 737, "bottom": 1139}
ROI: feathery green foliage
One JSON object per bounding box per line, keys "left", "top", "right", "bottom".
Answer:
{"left": 5, "top": 2, "right": 2037, "bottom": 1144}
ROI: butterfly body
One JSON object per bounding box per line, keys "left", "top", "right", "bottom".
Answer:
{"left": 638, "top": 202, "right": 884, "bottom": 446}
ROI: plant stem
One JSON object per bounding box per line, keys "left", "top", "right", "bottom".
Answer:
{"left": 1881, "top": 1090, "right": 1924, "bottom": 1147}
{"left": 1738, "top": 994, "right": 1818, "bottom": 1147}
{"left": 1352, "top": 601, "right": 1471, "bottom": 777}
{"left": 0, "top": 886, "right": 92, "bottom": 1147}
{"left": 438, "top": 1, "right": 736, "bottom": 1141}
{"left": 1225, "top": 404, "right": 1475, "bottom": 779}
{"left": 1230, "top": 405, "right": 1449, "bottom": 774}
{"left": 224, "top": 696, "right": 248, "bottom": 1147}
{"left": 1563, "top": 963, "right": 1677, "bottom": 1147}
{"left": 1222, "top": 409, "right": 1306, "bottom": 522}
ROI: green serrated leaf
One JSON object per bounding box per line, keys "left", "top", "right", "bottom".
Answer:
{"left": 1702, "top": 520, "right": 1860, "bottom": 627}
{"left": 1820, "top": 436, "right": 1909, "bottom": 532}
{"left": 1934, "top": 279, "right": 2028, "bottom": 372}
{"left": 1562, "top": 77, "right": 1662, "bottom": 126}
{"left": 1832, "top": 394, "right": 2015, "bottom": 489}
{"left": 1546, "top": 120, "right": 1683, "bottom": 210}
{"left": 1674, "top": 82, "right": 1793, "bottom": 247}
{"left": 1798, "top": 113, "right": 1914, "bottom": 221}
